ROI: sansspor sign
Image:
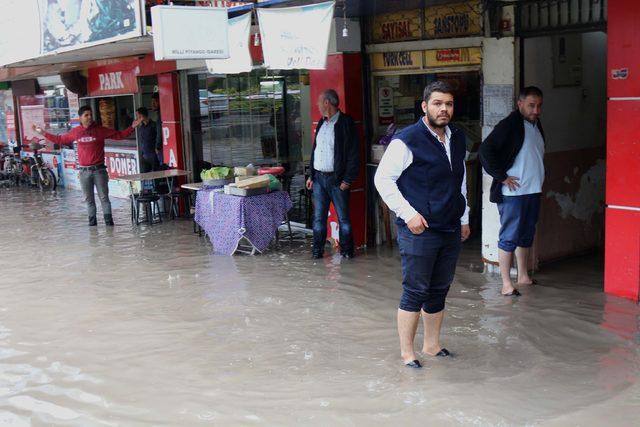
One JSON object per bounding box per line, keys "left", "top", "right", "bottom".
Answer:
{"left": 258, "top": 1, "right": 335, "bottom": 70}
{"left": 372, "top": 9, "right": 421, "bottom": 43}
{"left": 151, "top": 5, "right": 229, "bottom": 60}
{"left": 425, "top": 0, "right": 482, "bottom": 39}
{"left": 38, "top": 0, "right": 142, "bottom": 54}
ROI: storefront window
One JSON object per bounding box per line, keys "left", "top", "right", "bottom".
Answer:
{"left": 373, "top": 71, "right": 481, "bottom": 152}
{"left": 18, "top": 84, "right": 71, "bottom": 153}
{"left": 191, "top": 69, "right": 310, "bottom": 225}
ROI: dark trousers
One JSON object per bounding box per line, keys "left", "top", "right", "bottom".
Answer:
{"left": 79, "top": 167, "right": 111, "bottom": 217}
{"left": 312, "top": 171, "right": 354, "bottom": 255}
{"left": 397, "top": 225, "right": 461, "bottom": 313}
{"left": 140, "top": 155, "right": 160, "bottom": 173}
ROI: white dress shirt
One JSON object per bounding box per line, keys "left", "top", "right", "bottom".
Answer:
{"left": 374, "top": 119, "right": 470, "bottom": 225}
{"left": 313, "top": 111, "right": 340, "bottom": 172}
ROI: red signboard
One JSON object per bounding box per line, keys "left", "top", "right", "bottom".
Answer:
{"left": 436, "top": 49, "right": 462, "bottom": 62}
{"left": 88, "top": 62, "right": 139, "bottom": 97}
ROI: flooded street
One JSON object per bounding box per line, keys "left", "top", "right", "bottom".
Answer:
{"left": 0, "top": 188, "right": 639, "bottom": 426}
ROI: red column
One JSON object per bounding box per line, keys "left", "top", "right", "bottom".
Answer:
{"left": 158, "top": 72, "right": 184, "bottom": 169}
{"left": 605, "top": 0, "right": 640, "bottom": 301}
{"left": 309, "top": 53, "right": 367, "bottom": 248}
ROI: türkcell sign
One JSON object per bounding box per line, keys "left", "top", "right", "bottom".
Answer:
{"left": 151, "top": 5, "right": 229, "bottom": 60}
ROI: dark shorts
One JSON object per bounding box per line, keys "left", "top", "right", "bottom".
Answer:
{"left": 497, "top": 193, "right": 541, "bottom": 252}
{"left": 397, "top": 225, "right": 461, "bottom": 313}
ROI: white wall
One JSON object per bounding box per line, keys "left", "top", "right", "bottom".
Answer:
{"left": 523, "top": 32, "right": 607, "bottom": 153}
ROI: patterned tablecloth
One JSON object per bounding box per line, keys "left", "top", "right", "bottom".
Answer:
{"left": 195, "top": 189, "right": 293, "bottom": 255}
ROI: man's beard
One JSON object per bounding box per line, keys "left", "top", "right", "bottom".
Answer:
{"left": 426, "top": 111, "right": 450, "bottom": 128}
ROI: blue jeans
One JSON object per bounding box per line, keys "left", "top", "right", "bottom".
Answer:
{"left": 497, "top": 193, "right": 541, "bottom": 252}
{"left": 312, "top": 171, "right": 353, "bottom": 255}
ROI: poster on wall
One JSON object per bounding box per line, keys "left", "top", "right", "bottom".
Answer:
{"left": 258, "top": 1, "right": 335, "bottom": 70}
{"left": 38, "top": 0, "right": 143, "bottom": 54}
{"left": 206, "top": 12, "right": 252, "bottom": 74}
{"left": 19, "top": 102, "right": 46, "bottom": 147}
{"left": 62, "top": 148, "right": 81, "bottom": 190}
{"left": 378, "top": 86, "right": 394, "bottom": 125}
{"left": 104, "top": 146, "right": 139, "bottom": 198}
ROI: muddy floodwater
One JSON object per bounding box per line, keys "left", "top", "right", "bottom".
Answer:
{"left": 0, "top": 189, "right": 639, "bottom": 426}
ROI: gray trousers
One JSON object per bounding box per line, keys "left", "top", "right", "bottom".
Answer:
{"left": 79, "top": 168, "right": 111, "bottom": 217}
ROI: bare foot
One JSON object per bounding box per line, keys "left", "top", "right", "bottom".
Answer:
{"left": 517, "top": 276, "right": 537, "bottom": 285}
{"left": 401, "top": 351, "right": 418, "bottom": 364}
{"left": 501, "top": 282, "right": 517, "bottom": 296}
{"left": 421, "top": 345, "right": 442, "bottom": 356}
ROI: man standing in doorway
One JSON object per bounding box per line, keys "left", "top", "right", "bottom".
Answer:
{"left": 375, "top": 81, "right": 471, "bottom": 368}
{"left": 136, "top": 107, "right": 160, "bottom": 173}
{"left": 306, "top": 89, "right": 359, "bottom": 259}
{"left": 150, "top": 92, "right": 163, "bottom": 165}
{"left": 479, "top": 86, "right": 545, "bottom": 296}
{"left": 34, "top": 105, "right": 142, "bottom": 226}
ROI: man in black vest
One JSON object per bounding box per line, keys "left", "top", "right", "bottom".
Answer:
{"left": 479, "top": 87, "right": 545, "bottom": 296}
{"left": 306, "top": 89, "right": 360, "bottom": 259}
{"left": 375, "top": 81, "right": 471, "bottom": 368}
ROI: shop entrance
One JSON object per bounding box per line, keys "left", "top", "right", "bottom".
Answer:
{"left": 187, "top": 69, "right": 313, "bottom": 227}
{"left": 371, "top": 70, "right": 483, "bottom": 237}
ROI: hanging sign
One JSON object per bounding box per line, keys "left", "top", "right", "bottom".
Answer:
{"left": 424, "top": 47, "right": 482, "bottom": 67}
{"left": 206, "top": 13, "right": 252, "bottom": 74}
{"left": 371, "top": 51, "right": 423, "bottom": 72}
{"left": 371, "top": 9, "right": 421, "bottom": 43}
{"left": 151, "top": 5, "right": 229, "bottom": 60}
{"left": 88, "top": 62, "right": 140, "bottom": 96}
{"left": 425, "top": 0, "right": 482, "bottom": 39}
{"left": 258, "top": 1, "right": 335, "bottom": 70}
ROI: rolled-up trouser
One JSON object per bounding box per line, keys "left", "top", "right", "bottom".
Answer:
{"left": 397, "top": 224, "right": 462, "bottom": 313}
{"left": 79, "top": 166, "right": 111, "bottom": 217}
{"left": 497, "top": 193, "right": 541, "bottom": 252}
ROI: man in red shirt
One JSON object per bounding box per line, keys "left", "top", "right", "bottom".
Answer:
{"left": 34, "top": 105, "right": 142, "bottom": 226}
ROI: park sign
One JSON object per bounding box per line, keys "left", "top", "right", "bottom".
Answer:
{"left": 151, "top": 5, "right": 230, "bottom": 60}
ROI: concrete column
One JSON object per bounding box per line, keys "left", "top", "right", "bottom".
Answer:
{"left": 481, "top": 37, "right": 516, "bottom": 270}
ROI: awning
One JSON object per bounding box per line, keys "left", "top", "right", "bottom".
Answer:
{"left": 3, "top": 36, "right": 154, "bottom": 70}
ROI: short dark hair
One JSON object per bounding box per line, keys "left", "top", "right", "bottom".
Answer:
{"left": 423, "top": 81, "right": 454, "bottom": 102}
{"left": 321, "top": 89, "right": 339, "bottom": 107}
{"left": 519, "top": 86, "right": 543, "bottom": 99}
{"left": 136, "top": 107, "right": 149, "bottom": 117}
{"left": 78, "top": 105, "right": 92, "bottom": 116}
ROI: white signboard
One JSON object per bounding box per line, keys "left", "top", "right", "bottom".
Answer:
{"left": 151, "top": 5, "right": 230, "bottom": 60}
{"left": 206, "top": 13, "right": 252, "bottom": 74}
{"left": 258, "top": 1, "right": 335, "bottom": 70}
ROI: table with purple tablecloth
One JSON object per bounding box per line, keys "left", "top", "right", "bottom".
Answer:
{"left": 195, "top": 189, "right": 293, "bottom": 255}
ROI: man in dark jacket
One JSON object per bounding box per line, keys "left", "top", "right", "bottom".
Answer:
{"left": 306, "top": 89, "right": 359, "bottom": 259}
{"left": 136, "top": 107, "right": 160, "bottom": 173}
{"left": 479, "top": 86, "right": 545, "bottom": 296}
{"left": 375, "top": 81, "right": 471, "bottom": 368}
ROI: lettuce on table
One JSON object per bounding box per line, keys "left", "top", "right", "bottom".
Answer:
{"left": 200, "top": 167, "right": 232, "bottom": 181}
